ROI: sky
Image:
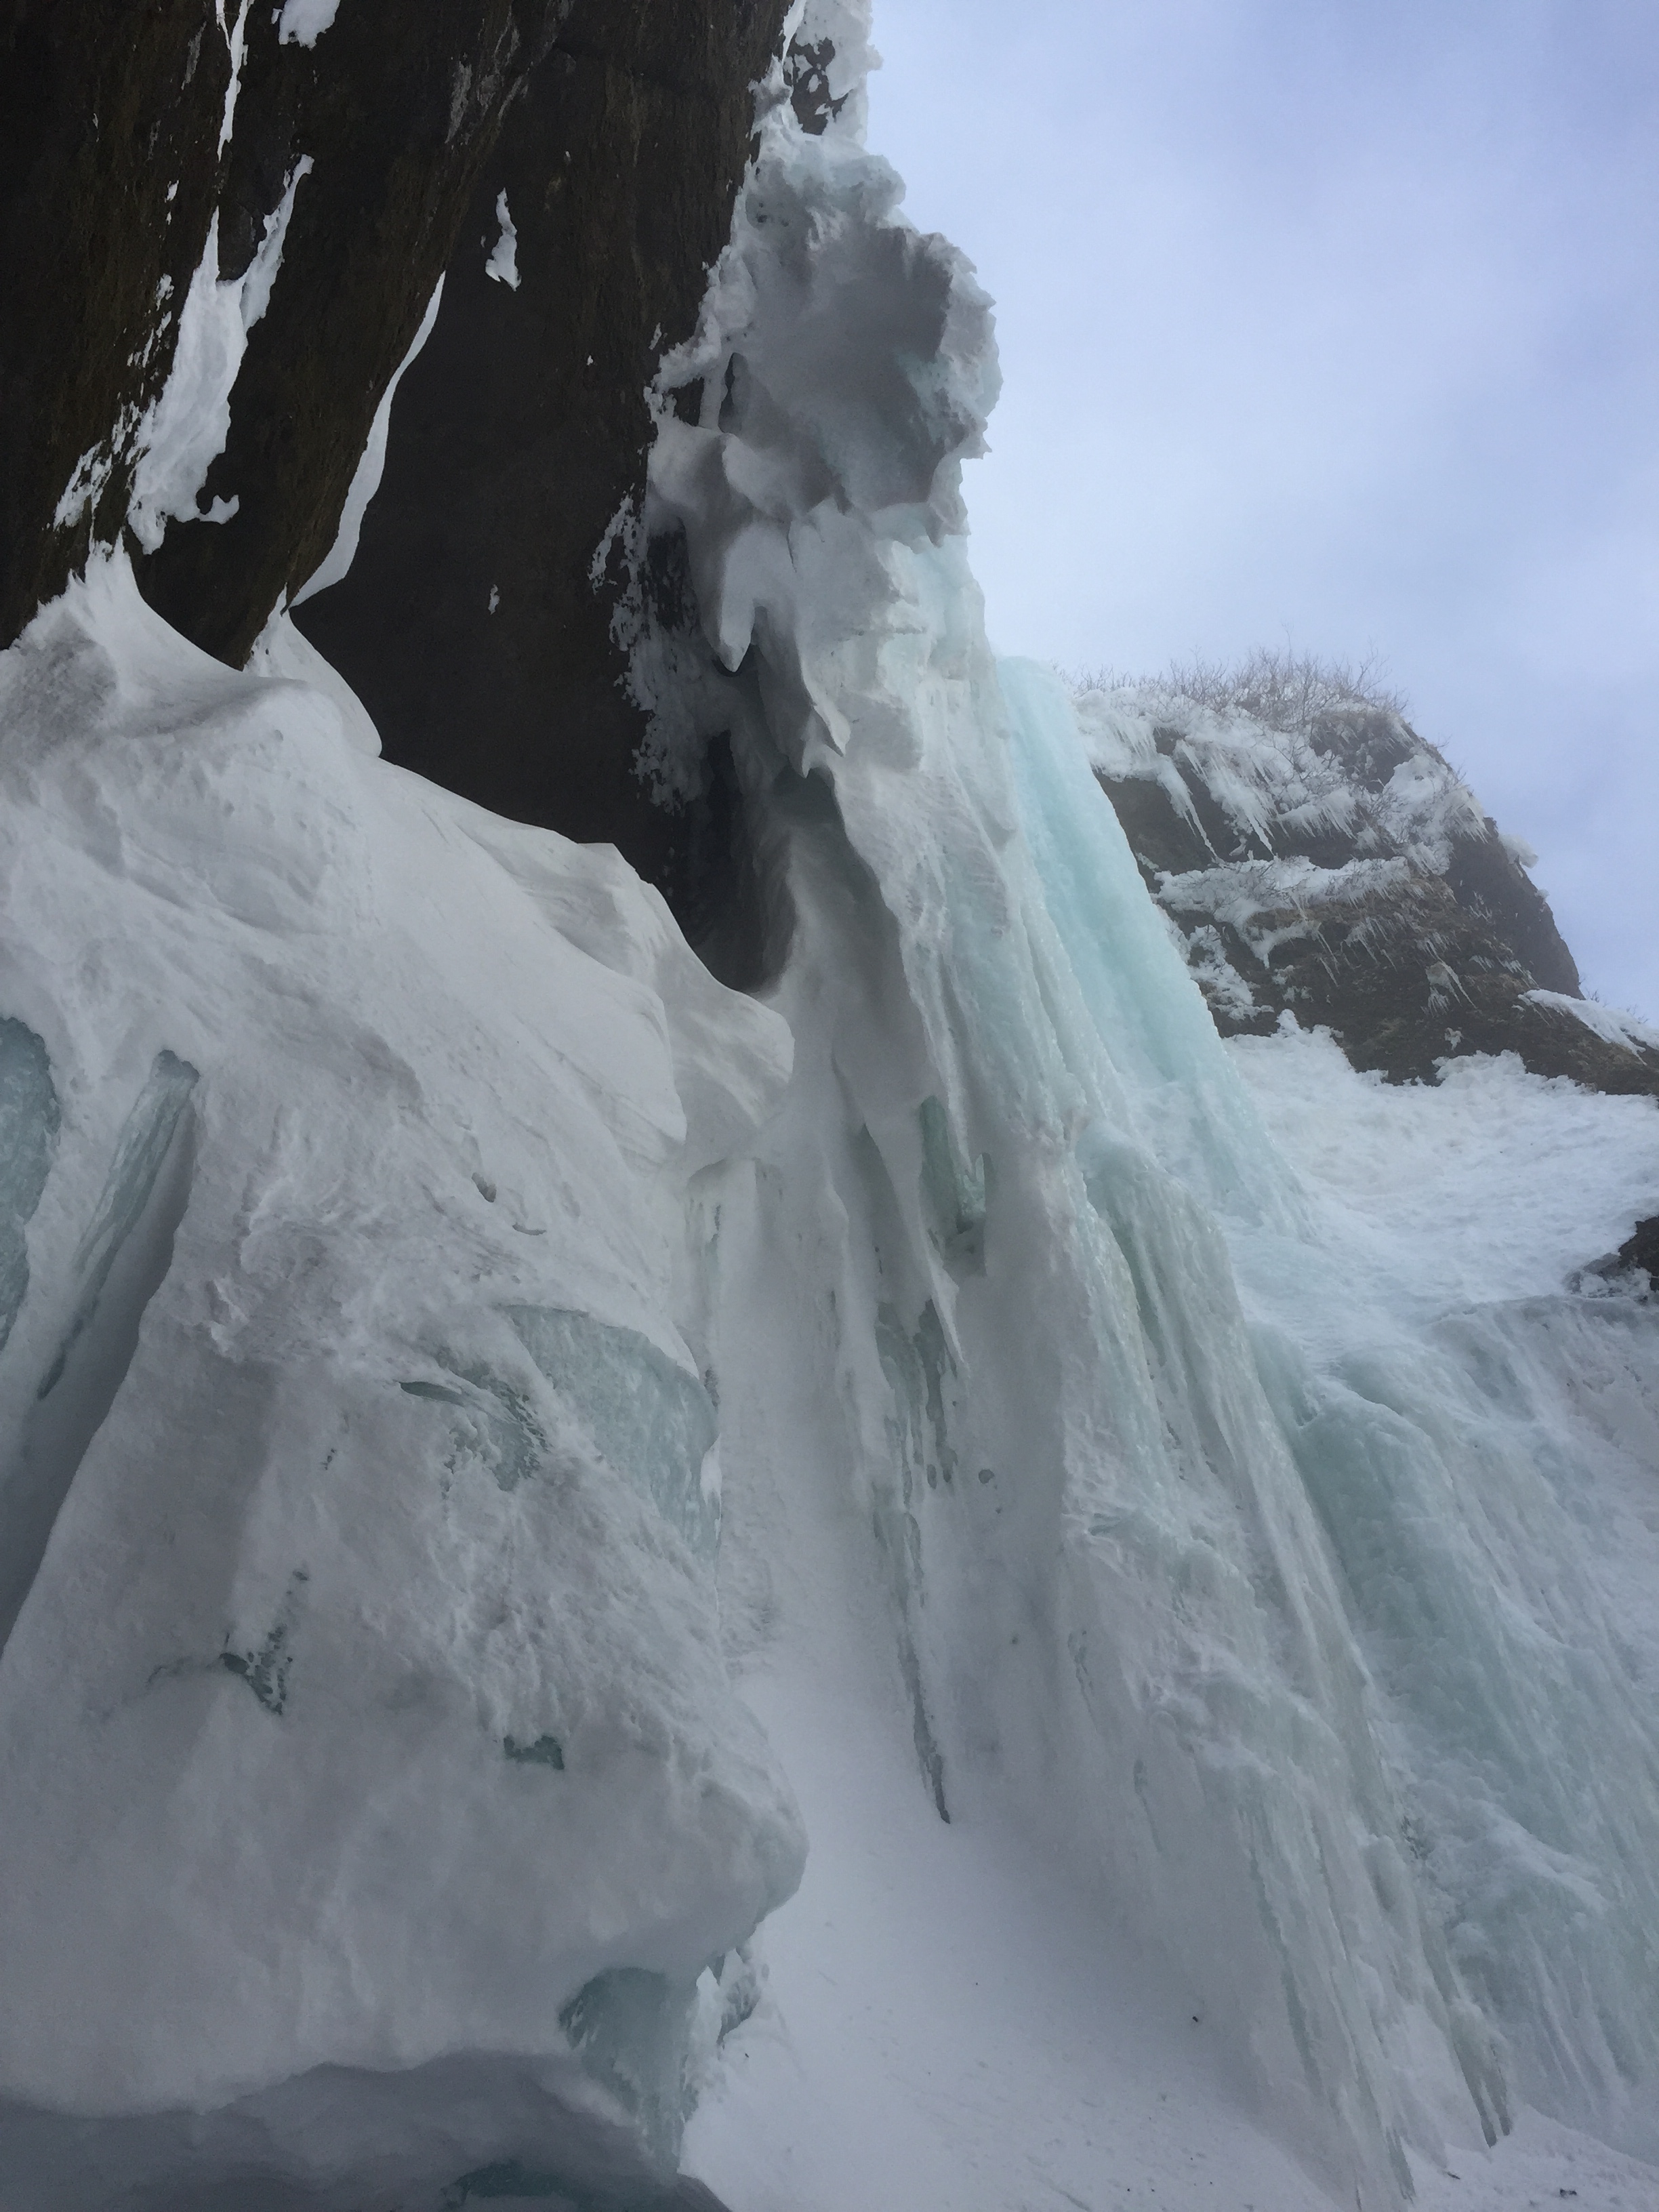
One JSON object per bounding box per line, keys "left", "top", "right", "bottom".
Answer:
{"left": 865, "top": 0, "right": 1659, "bottom": 1018}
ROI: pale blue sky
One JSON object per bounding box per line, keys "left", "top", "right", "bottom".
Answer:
{"left": 867, "top": 0, "right": 1659, "bottom": 1017}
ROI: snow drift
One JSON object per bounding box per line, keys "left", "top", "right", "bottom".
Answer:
{"left": 0, "top": 559, "right": 802, "bottom": 2207}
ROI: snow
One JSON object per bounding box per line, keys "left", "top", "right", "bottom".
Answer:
{"left": 1224, "top": 1021, "right": 1659, "bottom": 1334}
{"left": 216, "top": 0, "right": 250, "bottom": 159}
{"left": 2, "top": 0, "right": 1658, "bottom": 2205}
{"left": 51, "top": 444, "right": 117, "bottom": 534}
{"left": 0, "top": 552, "right": 802, "bottom": 2196}
{"left": 486, "top": 189, "right": 521, "bottom": 290}
{"left": 1076, "top": 683, "right": 1490, "bottom": 876}
{"left": 127, "top": 158, "right": 312, "bottom": 554}
{"left": 684, "top": 1483, "right": 1351, "bottom": 2212}
{"left": 292, "top": 277, "right": 445, "bottom": 607}
{"left": 0, "top": 1022, "right": 57, "bottom": 1361}
{"left": 1153, "top": 848, "right": 1414, "bottom": 964}
{"left": 277, "top": 0, "right": 341, "bottom": 46}
{"left": 1525, "top": 987, "right": 1659, "bottom": 1058}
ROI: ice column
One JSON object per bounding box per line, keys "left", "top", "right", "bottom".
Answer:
{"left": 638, "top": 8, "right": 1500, "bottom": 2199}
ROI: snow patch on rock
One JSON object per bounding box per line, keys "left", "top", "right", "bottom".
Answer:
{"left": 127, "top": 158, "right": 312, "bottom": 554}
{"left": 1526, "top": 987, "right": 1659, "bottom": 1057}
{"left": 485, "top": 189, "right": 521, "bottom": 290}
{"left": 277, "top": 0, "right": 342, "bottom": 47}
{"left": 292, "top": 276, "right": 445, "bottom": 608}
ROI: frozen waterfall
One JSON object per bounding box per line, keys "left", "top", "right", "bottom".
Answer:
{"left": 638, "top": 3, "right": 1659, "bottom": 2200}
{"left": 0, "top": 1, "right": 1656, "bottom": 2208}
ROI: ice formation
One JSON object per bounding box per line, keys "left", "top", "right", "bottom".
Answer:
{"left": 0, "top": 558, "right": 802, "bottom": 2205}
{"left": 634, "top": 4, "right": 1659, "bottom": 2200}
{"left": 0, "top": 1, "right": 1657, "bottom": 2208}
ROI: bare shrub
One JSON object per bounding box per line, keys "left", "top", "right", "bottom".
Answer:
{"left": 1072, "top": 644, "right": 1408, "bottom": 733}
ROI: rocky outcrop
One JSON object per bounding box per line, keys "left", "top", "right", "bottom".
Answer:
{"left": 2, "top": 0, "right": 562, "bottom": 655}
{"left": 1, "top": 0, "right": 231, "bottom": 642}
{"left": 3, "top": 0, "right": 791, "bottom": 941}
{"left": 1576, "top": 1214, "right": 1659, "bottom": 1300}
{"left": 1080, "top": 684, "right": 1659, "bottom": 1097}
{"left": 294, "top": 0, "right": 792, "bottom": 912}
{"left": 1623, "top": 1215, "right": 1659, "bottom": 1290}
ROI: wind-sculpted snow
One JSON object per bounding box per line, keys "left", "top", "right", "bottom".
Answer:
{"left": 0, "top": 1046, "right": 199, "bottom": 1658}
{"left": 0, "top": 1022, "right": 57, "bottom": 1361}
{"left": 0, "top": 558, "right": 802, "bottom": 2206}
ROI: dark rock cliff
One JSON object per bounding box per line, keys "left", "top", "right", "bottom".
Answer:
{"left": 136, "top": 0, "right": 569, "bottom": 665}
{"left": 293, "top": 0, "right": 790, "bottom": 907}
{"left": 2, "top": 0, "right": 564, "bottom": 651}
{"left": 1080, "top": 684, "right": 1659, "bottom": 1097}
{"left": 3, "top": 0, "right": 790, "bottom": 935}
{"left": 1, "top": 0, "right": 230, "bottom": 642}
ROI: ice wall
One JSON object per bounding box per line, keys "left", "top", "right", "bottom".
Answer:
{"left": 0, "top": 558, "right": 804, "bottom": 2207}
{"left": 636, "top": 3, "right": 1659, "bottom": 2198}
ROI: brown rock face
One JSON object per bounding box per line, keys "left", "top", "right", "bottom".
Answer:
{"left": 1083, "top": 691, "right": 1659, "bottom": 1097}
{"left": 0, "top": 0, "right": 228, "bottom": 643}
{"left": 136, "top": 0, "right": 567, "bottom": 664}
{"left": 4, "top": 0, "right": 787, "bottom": 943}
{"left": 293, "top": 0, "right": 792, "bottom": 906}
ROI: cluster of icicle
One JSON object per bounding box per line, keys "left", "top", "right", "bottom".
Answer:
{"left": 626, "top": 2, "right": 1659, "bottom": 2199}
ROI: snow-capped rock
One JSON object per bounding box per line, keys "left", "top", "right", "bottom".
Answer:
{"left": 1080, "top": 682, "right": 1659, "bottom": 1094}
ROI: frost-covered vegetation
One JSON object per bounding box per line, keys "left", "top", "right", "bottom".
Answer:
{"left": 1076, "top": 642, "right": 1408, "bottom": 732}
